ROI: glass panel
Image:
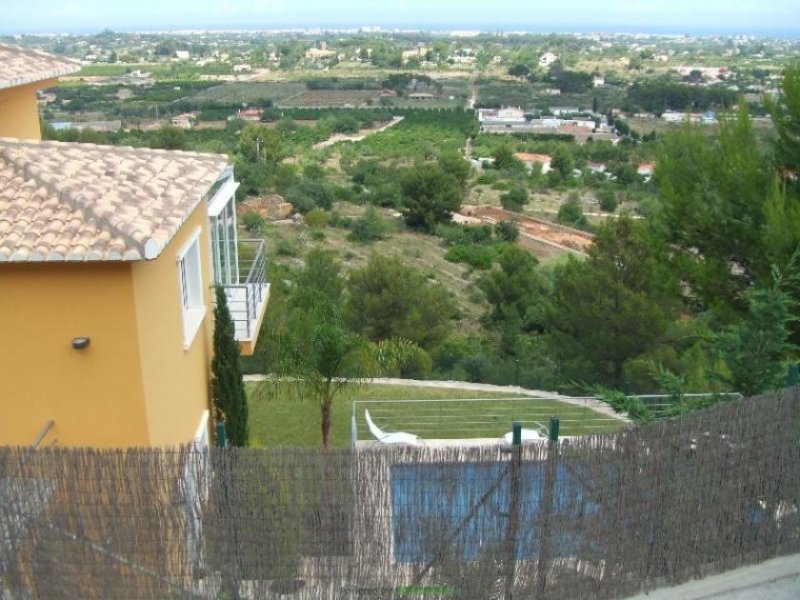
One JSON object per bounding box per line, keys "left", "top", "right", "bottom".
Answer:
{"left": 208, "top": 193, "right": 239, "bottom": 286}
{"left": 226, "top": 200, "right": 238, "bottom": 284}
{"left": 217, "top": 216, "right": 228, "bottom": 284}
{"left": 209, "top": 215, "right": 221, "bottom": 284}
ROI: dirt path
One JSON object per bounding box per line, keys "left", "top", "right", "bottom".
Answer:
{"left": 243, "top": 375, "right": 628, "bottom": 421}
{"left": 468, "top": 206, "right": 594, "bottom": 253}
{"left": 313, "top": 115, "right": 404, "bottom": 149}
{"left": 467, "top": 80, "right": 477, "bottom": 109}
{"left": 463, "top": 80, "right": 477, "bottom": 158}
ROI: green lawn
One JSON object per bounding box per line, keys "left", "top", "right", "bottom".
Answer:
{"left": 248, "top": 382, "right": 624, "bottom": 448}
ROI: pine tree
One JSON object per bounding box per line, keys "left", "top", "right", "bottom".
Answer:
{"left": 211, "top": 286, "right": 249, "bottom": 446}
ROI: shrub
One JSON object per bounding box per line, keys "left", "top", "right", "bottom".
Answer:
{"left": 598, "top": 188, "right": 618, "bottom": 212}
{"left": 400, "top": 164, "right": 463, "bottom": 231}
{"left": 494, "top": 221, "right": 520, "bottom": 242}
{"left": 348, "top": 206, "right": 389, "bottom": 243}
{"left": 305, "top": 209, "right": 330, "bottom": 228}
{"left": 500, "top": 186, "right": 528, "bottom": 212}
{"left": 332, "top": 184, "right": 358, "bottom": 203}
{"left": 435, "top": 224, "right": 493, "bottom": 246}
{"left": 475, "top": 172, "right": 498, "bottom": 185}
{"left": 557, "top": 199, "right": 588, "bottom": 229}
{"left": 445, "top": 244, "right": 495, "bottom": 270}
{"left": 594, "top": 387, "right": 653, "bottom": 424}
{"left": 275, "top": 234, "right": 300, "bottom": 257}
{"left": 240, "top": 211, "right": 265, "bottom": 234}
{"left": 285, "top": 179, "right": 333, "bottom": 213}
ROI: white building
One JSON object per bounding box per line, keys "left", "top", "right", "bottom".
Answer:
{"left": 539, "top": 52, "right": 558, "bottom": 67}
{"left": 477, "top": 106, "right": 525, "bottom": 124}
{"left": 514, "top": 152, "right": 552, "bottom": 174}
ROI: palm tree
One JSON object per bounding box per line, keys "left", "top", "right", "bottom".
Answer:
{"left": 257, "top": 287, "right": 429, "bottom": 449}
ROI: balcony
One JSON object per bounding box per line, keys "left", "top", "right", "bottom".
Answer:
{"left": 221, "top": 239, "right": 269, "bottom": 356}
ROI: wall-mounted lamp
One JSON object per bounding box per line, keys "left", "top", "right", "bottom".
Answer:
{"left": 72, "top": 337, "right": 91, "bottom": 350}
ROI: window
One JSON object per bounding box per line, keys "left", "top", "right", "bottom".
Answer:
{"left": 178, "top": 228, "right": 205, "bottom": 349}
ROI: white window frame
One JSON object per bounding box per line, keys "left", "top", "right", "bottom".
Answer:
{"left": 177, "top": 227, "right": 206, "bottom": 350}
{"left": 207, "top": 175, "right": 240, "bottom": 286}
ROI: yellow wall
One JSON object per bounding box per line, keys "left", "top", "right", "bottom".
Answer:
{"left": 0, "top": 263, "right": 150, "bottom": 447}
{"left": 132, "top": 204, "right": 213, "bottom": 447}
{"left": 0, "top": 79, "right": 54, "bottom": 140}
{"left": 0, "top": 206, "right": 216, "bottom": 448}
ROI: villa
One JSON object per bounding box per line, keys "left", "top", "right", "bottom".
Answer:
{"left": 0, "top": 43, "right": 268, "bottom": 448}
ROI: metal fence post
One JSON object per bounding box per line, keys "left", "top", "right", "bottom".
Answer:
{"left": 503, "top": 421, "right": 523, "bottom": 599}
{"left": 537, "top": 417, "right": 560, "bottom": 598}
{"left": 788, "top": 363, "right": 799, "bottom": 387}
{"left": 351, "top": 402, "right": 358, "bottom": 449}
{"left": 216, "top": 420, "right": 227, "bottom": 448}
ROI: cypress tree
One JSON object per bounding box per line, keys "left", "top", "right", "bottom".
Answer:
{"left": 211, "top": 285, "right": 249, "bottom": 446}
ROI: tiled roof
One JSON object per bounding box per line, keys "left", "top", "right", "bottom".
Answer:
{"left": 0, "top": 139, "right": 228, "bottom": 262}
{"left": 514, "top": 152, "right": 552, "bottom": 163}
{"left": 0, "top": 43, "right": 81, "bottom": 90}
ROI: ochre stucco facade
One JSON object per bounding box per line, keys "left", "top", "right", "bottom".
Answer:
{"left": 0, "top": 203, "right": 214, "bottom": 448}
{"left": 132, "top": 204, "right": 215, "bottom": 447}
{"left": 0, "top": 79, "right": 54, "bottom": 140}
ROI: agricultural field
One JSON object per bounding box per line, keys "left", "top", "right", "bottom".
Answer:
{"left": 388, "top": 96, "right": 466, "bottom": 109}
{"left": 476, "top": 79, "right": 626, "bottom": 113}
{"left": 627, "top": 116, "right": 775, "bottom": 140}
{"left": 279, "top": 89, "right": 381, "bottom": 107}
{"left": 71, "top": 61, "right": 235, "bottom": 80}
{"left": 189, "top": 81, "right": 307, "bottom": 104}
{"left": 476, "top": 81, "right": 545, "bottom": 109}
{"left": 340, "top": 108, "right": 476, "bottom": 159}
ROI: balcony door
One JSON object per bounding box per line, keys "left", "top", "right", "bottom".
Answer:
{"left": 207, "top": 177, "right": 240, "bottom": 286}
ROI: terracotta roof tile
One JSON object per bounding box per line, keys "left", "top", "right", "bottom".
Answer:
{"left": 0, "top": 139, "right": 228, "bottom": 263}
{"left": 0, "top": 43, "right": 81, "bottom": 90}
{"left": 514, "top": 152, "right": 552, "bottom": 163}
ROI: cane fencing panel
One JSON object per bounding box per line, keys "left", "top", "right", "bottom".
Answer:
{"left": 0, "top": 389, "right": 798, "bottom": 599}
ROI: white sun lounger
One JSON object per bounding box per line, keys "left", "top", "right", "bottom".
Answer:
{"left": 364, "top": 409, "right": 424, "bottom": 446}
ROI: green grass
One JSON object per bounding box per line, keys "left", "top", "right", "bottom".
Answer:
{"left": 77, "top": 65, "right": 131, "bottom": 77}
{"left": 248, "top": 382, "right": 624, "bottom": 447}
{"left": 77, "top": 63, "right": 235, "bottom": 80}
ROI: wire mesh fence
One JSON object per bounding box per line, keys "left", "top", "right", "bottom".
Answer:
{"left": 1, "top": 389, "right": 799, "bottom": 599}
{"left": 351, "top": 397, "right": 626, "bottom": 445}
{"left": 631, "top": 393, "right": 743, "bottom": 420}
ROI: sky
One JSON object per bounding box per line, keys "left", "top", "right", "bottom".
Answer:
{"left": 2, "top": 0, "right": 799, "bottom": 36}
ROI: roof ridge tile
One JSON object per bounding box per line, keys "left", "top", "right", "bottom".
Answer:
{"left": 0, "top": 139, "right": 227, "bottom": 263}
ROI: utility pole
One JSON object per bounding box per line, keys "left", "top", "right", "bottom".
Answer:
{"left": 255, "top": 137, "right": 262, "bottom": 161}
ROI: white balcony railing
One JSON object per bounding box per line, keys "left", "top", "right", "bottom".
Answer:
{"left": 221, "top": 239, "right": 268, "bottom": 342}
